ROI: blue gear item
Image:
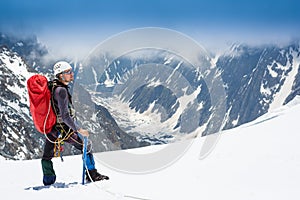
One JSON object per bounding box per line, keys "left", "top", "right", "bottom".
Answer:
{"left": 85, "top": 153, "right": 96, "bottom": 170}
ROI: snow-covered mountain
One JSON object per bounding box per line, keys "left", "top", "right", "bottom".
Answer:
{"left": 0, "top": 33, "right": 49, "bottom": 71}
{"left": 219, "top": 42, "right": 300, "bottom": 129}
{"left": 79, "top": 48, "right": 214, "bottom": 143}
{"left": 0, "top": 46, "right": 44, "bottom": 159}
{"left": 1, "top": 31, "right": 300, "bottom": 161}
{"left": 1, "top": 94, "right": 300, "bottom": 200}
{"left": 78, "top": 41, "right": 300, "bottom": 140}
{"left": 0, "top": 34, "right": 148, "bottom": 160}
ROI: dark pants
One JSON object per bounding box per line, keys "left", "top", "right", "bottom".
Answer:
{"left": 41, "top": 130, "right": 95, "bottom": 185}
{"left": 42, "top": 130, "right": 86, "bottom": 160}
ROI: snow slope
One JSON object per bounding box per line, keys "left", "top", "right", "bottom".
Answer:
{"left": 1, "top": 97, "right": 300, "bottom": 200}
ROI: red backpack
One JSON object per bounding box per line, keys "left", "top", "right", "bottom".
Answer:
{"left": 27, "top": 74, "right": 56, "bottom": 134}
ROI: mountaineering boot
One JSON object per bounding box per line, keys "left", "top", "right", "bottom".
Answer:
{"left": 86, "top": 169, "right": 109, "bottom": 182}
{"left": 84, "top": 153, "right": 109, "bottom": 182}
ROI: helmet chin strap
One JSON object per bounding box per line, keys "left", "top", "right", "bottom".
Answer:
{"left": 59, "top": 73, "right": 73, "bottom": 85}
{"left": 60, "top": 75, "right": 70, "bottom": 85}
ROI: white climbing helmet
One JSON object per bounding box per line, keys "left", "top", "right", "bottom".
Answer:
{"left": 53, "top": 61, "right": 72, "bottom": 76}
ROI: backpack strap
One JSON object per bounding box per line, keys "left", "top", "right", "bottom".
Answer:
{"left": 48, "top": 79, "right": 75, "bottom": 137}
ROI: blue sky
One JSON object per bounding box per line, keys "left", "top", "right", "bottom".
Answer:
{"left": 1, "top": 0, "right": 299, "bottom": 58}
